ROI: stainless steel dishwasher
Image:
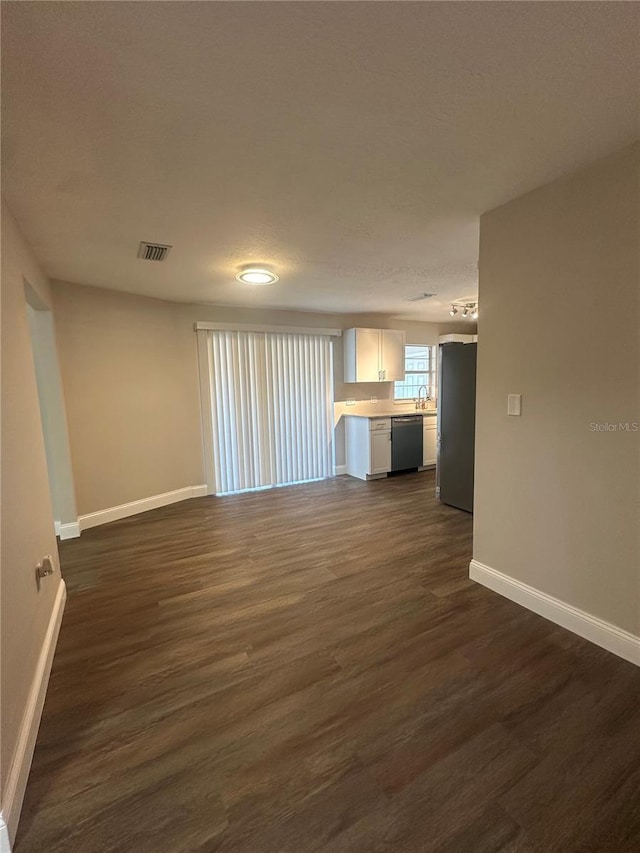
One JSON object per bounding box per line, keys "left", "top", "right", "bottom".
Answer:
{"left": 390, "top": 415, "right": 423, "bottom": 472}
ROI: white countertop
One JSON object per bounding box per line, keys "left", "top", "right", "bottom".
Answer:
{"left": 343, "top": 410, "right": 437, "bottom": 418}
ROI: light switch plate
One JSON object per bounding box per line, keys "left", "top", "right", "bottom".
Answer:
{"left": 507, "top": 394, "right": 522, "bottom": 416}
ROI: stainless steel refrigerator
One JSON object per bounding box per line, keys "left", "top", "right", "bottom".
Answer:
{"left": 437, "top": 342, "right": 477, "bottom": 513}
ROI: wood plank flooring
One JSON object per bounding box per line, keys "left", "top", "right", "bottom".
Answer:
{"left": 15, "top": 471, "right": 640, "bottom": 852}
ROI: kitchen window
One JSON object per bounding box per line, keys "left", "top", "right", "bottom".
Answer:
{"left": 394, "top": 344, "right": 437, "bottom": 402}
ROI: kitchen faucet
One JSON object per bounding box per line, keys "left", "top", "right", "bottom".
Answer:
{"left": 416, "top": 385, "right": 430, "bottom": 410}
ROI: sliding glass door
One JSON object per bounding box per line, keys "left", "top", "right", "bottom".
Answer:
{"left": 204, "top": 330, "right": 334, "bottom": 495}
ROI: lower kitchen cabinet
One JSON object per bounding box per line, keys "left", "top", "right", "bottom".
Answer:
{"left": 422, "top": 416, "right": 437, "bottom": 467}
{"left": 345, "top": 416, "right": 391, "bottom": 480}
{"left": 370, "top": 428, "right": 392, "bottom": 475}
{"left": 344, "top": 414, "right": 437, "bottom": 480}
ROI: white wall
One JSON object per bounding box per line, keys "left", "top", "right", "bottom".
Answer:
{"left": 1, "top": 200, "right": 66, "bottom": 844}
{"left": 473, "top": 143, "right": 639, "bottom": 638}
{"left": 52, "top": 283, "right": 205, "bottom": 516}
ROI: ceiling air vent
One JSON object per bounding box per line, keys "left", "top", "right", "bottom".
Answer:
{"left": 407, "top": 292, "right": 436, "bottom": 302}
{"left": 137, "top": 242, "right": 172, "bottom": 262}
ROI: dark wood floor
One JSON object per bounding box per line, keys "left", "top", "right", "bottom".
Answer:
{"left": 15, "top": 471, "right": 640, "bottom": 852}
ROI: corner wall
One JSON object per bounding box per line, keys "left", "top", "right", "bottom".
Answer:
{"left": 472, "top": 143, "right": 640, "bottom": 642}
{"left": 51, "top": 284, "right": 205, "bottom": 516}
{"left": 1, "top": 200, "right": 66, "bottom": 843}
{"left": 25, "top": 300, "right": 77, "bottom": 529}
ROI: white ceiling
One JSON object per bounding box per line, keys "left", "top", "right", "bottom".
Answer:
{"left": 2, "top": 2, "right": 638, "bottom": 321}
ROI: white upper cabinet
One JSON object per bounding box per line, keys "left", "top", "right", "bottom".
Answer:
{"left": 379, "top": 330, "right": 405, "bottom": 381}
{"left": 351, "top": 328, "right": 380, "bottom": 382}
{"left": 343, "top": 328, "right": 406, "bottom": 383}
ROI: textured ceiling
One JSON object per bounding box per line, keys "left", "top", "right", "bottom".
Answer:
{"left": 2, "top": 2, "right": 639, "bottom": 320}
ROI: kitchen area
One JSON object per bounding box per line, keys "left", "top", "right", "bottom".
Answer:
{"left": 334, "top": 326, "right": 477, "bottom": 513}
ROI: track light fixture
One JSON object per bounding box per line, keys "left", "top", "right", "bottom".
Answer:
{"left": 449, "top": 302, "right": 478, "bottom": 320}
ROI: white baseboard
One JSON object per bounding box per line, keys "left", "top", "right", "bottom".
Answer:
{"left": 55, "top": 520, "right": 81, "bottom": 539}
{"left": 57, "top": 521, "right": 80, "bottom": 540}
{"left": 0, "top": 815, "right": 10, "bottom": 853}
{"left": 334, "top": 465, "right": 347, "bottom": 476}
{"left": 3, "top": 579, "right": 67, "bottom": 846}
{"left": 78, "top": 485, "right": 208, "bottom": 531}
{"left": 469, "top": 560, "right": 640, "bottom": 667}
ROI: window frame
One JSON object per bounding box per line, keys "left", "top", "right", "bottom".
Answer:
{"left": 393, "top": 343, "right": 437, "bottom": 403}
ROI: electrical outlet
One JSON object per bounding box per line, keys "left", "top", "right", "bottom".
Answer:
{"left": 370, "top": 396, "right": 377, "bottom": 404}
{"left": 346, "top": 399, "right": 356, "bottom": 406}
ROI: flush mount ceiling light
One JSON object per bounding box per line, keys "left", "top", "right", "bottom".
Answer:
{"left": 235, "top": 265, "right": 279, "bottom": 286}
{"left": 450, "top": 302, "right": 478, "bottom": 320}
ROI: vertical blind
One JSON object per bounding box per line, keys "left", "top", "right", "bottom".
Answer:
{"left": 208, "top": 330, "right": 334, "bottom": 494}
